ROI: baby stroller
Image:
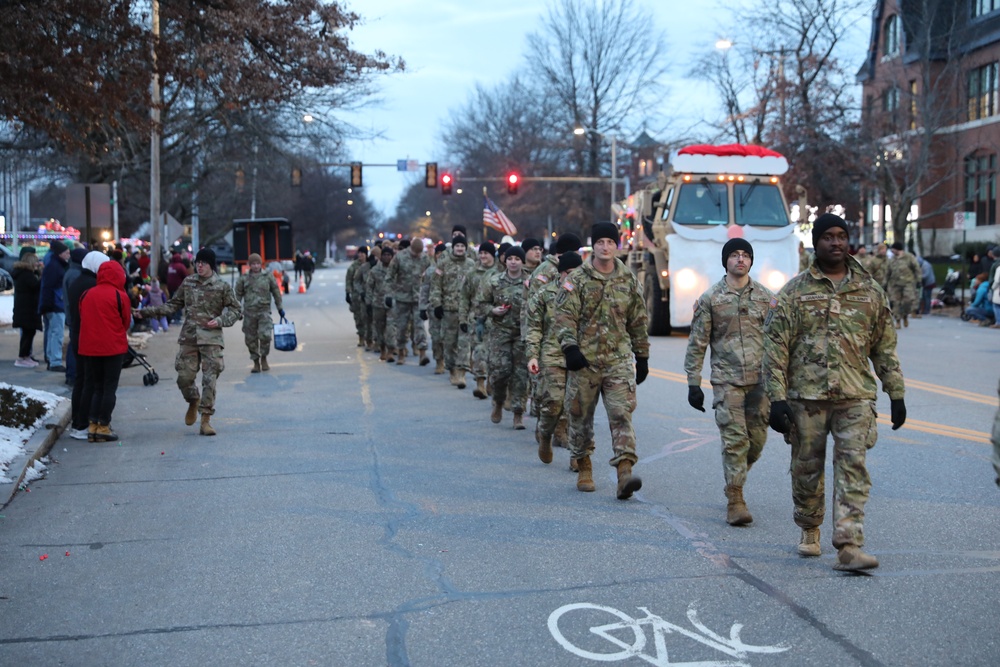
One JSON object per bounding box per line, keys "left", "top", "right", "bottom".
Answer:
{"left": 122, "top": 345, "right": 160, "bottom": 386}
{"left": 936, "top": 268, "right": 961, "bottom": 306}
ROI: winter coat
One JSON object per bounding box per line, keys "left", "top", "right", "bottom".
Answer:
{"left": 11, "top": 260, "right": 42, "bottom": 329}
{"left": 62, "top": 249, "right": 87, "bottom": 330}
{"left": 67, "top": 269, "right": 99, "bottom": 348}
{"left": 38, "top": 251, "right": 68, "bottom": 314}
{"left": 78, "top": 261, "right": 131, "bottom": 357}
{"left": 166, "top": 255, "right": 189, "bottom": 294}
{"left": 993, "top": 266, "right": 1000, "bottom": 306}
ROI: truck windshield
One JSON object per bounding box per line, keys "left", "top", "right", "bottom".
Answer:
{"left": 734, "top": 183, "right": 789, "bottom": 227}
{"left": 673, "top": 182, "right": 728, "bottom": 225}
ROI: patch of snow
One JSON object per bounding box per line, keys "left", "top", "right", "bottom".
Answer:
{"left": 0, "top": 382, "right": 60, "bottom": 484}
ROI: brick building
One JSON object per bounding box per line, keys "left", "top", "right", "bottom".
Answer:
{"left": 857, "top": 0, "right": 1000, "bottom": 253}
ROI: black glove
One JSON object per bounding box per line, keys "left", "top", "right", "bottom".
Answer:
{"left": 419, "top": 309, "right": 428, "bottom": 321}
{"left": 635, "top": 357, "right": 648, "bottom": 385}
{"left": 890, "top": 398, "right": 906, "bottom": 430}
{"left": 460, "top": 323, "right": 468, "bottom": 333}
{"left": 434, "top": 305, "right": 444, "bottom": 320}
{"left": 563, "top": 345, "right": 589, "bottom": 371}
{"left": 346, "top": 293, "right": 352, "bottom": 305}
{"left": 769, "top": 400, "right": 794, "bottom": 434}
{"left": 278, "top": 309, "right": 285, "bottom": 319}
{"left": 688, "top": 386, "right": 705, "bottom": 412}
{"left": 366, "top": 304, "right": 372, "bottom": 317}
{"left": 385, "top": 296, "right": 393, "bottom": 308}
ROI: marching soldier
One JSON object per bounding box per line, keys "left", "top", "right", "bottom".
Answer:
{"left": 480, "top": 246, "right": 529, "bottom": 429}
{"left": 431, "top": 235, "right": 474, "bottom": 387}
{"left": 386, "top": 238, "right": 431, "bottom": 365}
{"left": 234, "top": 253, "right": 285, "bottom": 373}
{"left": 346, "top": 247, "right": 368, "bottom": 347}
{"left": 459, "top": 241, "right": 498, "bottom": 399}
{"left": 366, "top": 246, "right": 394, "bottom": 360}
{"left": 420, "top": 243, "right": 447, "bottom": 372}
{"left": 886, "top": 241, "right": 920, "bottom": 328}
{"left": 684, "top": 238, "right": 773, "bottom": 525}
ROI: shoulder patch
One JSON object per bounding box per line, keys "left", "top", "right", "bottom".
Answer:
{"left": 845, "top": 295, "right": 872, "bottom": 303}
{"left": 769, "top": 297, "right": 778, "bottom": 308}
{"left": 562, "top": 280, "right": 574, "bottom": 291}
{"left": 799, "top": 294, "right": 828, "bottom": 302}
{"left": 536, "top": 274, "right": 549, "bottom": 283}
{"left": 435, "top": 268, "right": 443, "bottom": 276}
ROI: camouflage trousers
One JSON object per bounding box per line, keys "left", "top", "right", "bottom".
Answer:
{"left": 371, "top": 306, "right": 389, "bottom": 349}
{"left": 470, "top": 319, "right": 490, "bottom": 379}
{"left": 487, "top": 325, "right": 527, "bottom": 411}
{"left": 175, "top": 344, "right": 224, "bottom": 416}
{"left": 392, "top": 301, "right": 427, "bottom": 352}
{"left": 566, "top": 362, "right": 637, "bottom": 467}
{"left": 352, "top": 298, "right": 371, "bottom": 341}
{"left": 536, "top": 365, "right": 569, "bottom": 440}
{"left": 712, "top": 382, "right": 769, "bottom": 487}
{"left": 429, "top": 312, "right": 444, "bottom": 362}
{"left": 888, "top": 283, "right": 918, "bottom": 320}
{"left": 787, "top": 399, "right": 877, "bottom": 549}
{"left": 242, "top": 309, "right": 273, "bottom": 361}
{"left": 440, "top": 310, "right": 470, "bottom": 371}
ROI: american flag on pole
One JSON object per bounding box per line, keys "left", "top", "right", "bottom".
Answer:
{"left": 483, "top": 196, "right": 517, "bottom": 236}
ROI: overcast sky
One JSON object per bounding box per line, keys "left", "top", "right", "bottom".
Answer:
{"left": 340, "top": 0, "right": 873, "bottom": 224}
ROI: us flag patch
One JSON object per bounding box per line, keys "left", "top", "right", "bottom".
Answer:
{"left": 562, "top": 280, "right": 574, "bottom": 291}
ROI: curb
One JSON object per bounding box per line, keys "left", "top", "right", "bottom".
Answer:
{"left": 1, "top": 397, "right": 72, "bottom": 508}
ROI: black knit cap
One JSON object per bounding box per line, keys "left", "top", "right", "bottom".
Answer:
{"left": 399, "top": 239, "right": 411, "bottom": 250}
{"left": 891, "top": 241, "right": 904, "bottom": 251}
{"left": 195, "top": 247, "right": 217, "bottom": 271}
{"left": 506, "top": 246, "right": 526, "bottom": 262}
{"left": 557, "top": 251, "right": 583, "bottom": 273}
{"left": 590, "top": 222, "right": 619, "bottom": 246}
{"left": 452, "top": 224, "right": 467, "bottom": 236}
{"left": 812, "top": 213, "right": 849, "bottom": 246}
{"left": 722, "top": 238, "right": 753, "bottom": 268}
{"left": 18, "top": 245, "right": 36, "bottom": 259}
{"left": 452, "top": 235, "right": 467, "bottom": 248}
{"left": 479, "top": 241, "right": 496, "bottom": 256}
{"left": 521, "top": 238, "right": 541, "bottom": 252}
{"left": 497, "top": 242, "right": 512, "bottom": 258}
{"left": 554, "top": 233, "right": 582, "bottom": 254}
{"left": 381, "top": 246, "right": 394, "bottom": 256}
{"left": 358, "top": 245, "right": 369, "bottom": 256}
{"left": 434, "top": 242, "right": 447, "bottom": 255}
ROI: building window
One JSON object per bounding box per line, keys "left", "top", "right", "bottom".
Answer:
{"left": 968, "top": 63, "right": 999, "bottom": 120}
{"left": 908, "top": 80, "right": 918, "bottom": 130}
{"left": 883, "top": 87, "right": 899, "bottom": 113}
{"left": 965, "top": 153, "right": 997, "bottom": 226}
{"left": 883, "top": 15, "right": 900, "bottom": 56}
{"left": 973, "top": 0, "right": 1000, "bottom": 19}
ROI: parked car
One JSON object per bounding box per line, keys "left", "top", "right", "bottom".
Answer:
{"left": 0, "top": 267, "right": 12, "bottom": 292}
{"left": 0, "top": 243, "right": 19, "bottom": 273}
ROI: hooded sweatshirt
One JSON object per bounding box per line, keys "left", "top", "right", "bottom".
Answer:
{"left": 79, "top": 261, "right": 131, "bottom": 357}
{"left": 68, "top": 251, "right": 111, "bottom": 348}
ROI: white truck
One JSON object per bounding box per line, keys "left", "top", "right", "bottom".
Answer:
{"left": 616, "top": 144, "right": 800, "bottom": 335}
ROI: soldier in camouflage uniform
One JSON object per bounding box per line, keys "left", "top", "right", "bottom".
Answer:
{"left": 684, "top": 238, "right": 773, "bottom": 526}
{"left": 886, "top": 241, "right": 920, "bottom": 328}
{"left": 555, "top": 222, "right": 650, "bottom": 499}
{"left": 764, "top": 214, "right": 906, "bottom": 572}
{"left": 431, "top": 235, "right": 474, "bottom": 387}
{"left": 480, "top": 245, "right": 530, "bottom": 429}
{"left": 234, "top": 253, "right": 285, "bottom": 373}
{"left": 346, "top": 247, "right": 368, "bottom": 347}
{"left": 353, "top": 247, "right": 373, "bottom": 348}
{"left": 864, "top": 243, "right": 889, "bottom": 288}
{"left": 135, "top": 248, "right": 242, "bottom": 436}
{"left": 365, "top": 246, "right": 394, "bottom": 360}
{"left": 526, "top": 251, "right": 583, "bottom": 467}
{"left": 386, "top": 238, "right": 431, "bottom": 365}
{"left": 420, "top": 243, "right": 447, "bottom": 372}
{"left": 459, "top": 241, "right": 498, "bottom": 399}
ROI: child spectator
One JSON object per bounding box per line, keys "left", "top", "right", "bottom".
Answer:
{"left": 142, "top": 281, "right": 170, "bottom": 333}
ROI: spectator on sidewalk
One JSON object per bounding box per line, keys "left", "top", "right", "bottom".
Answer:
{"left": 79, "top": 260, "right": 131, "bottom": 442}
{"left": 916, "top": 255, "right": 936, "bottom": 316}
{"left": 62, "top": 247, "right": 88, "bottom": 386}
{"left": 39, "top": 240, "right": 70, "bottom": 371}
{"left": 142, "top": 281, "right": 170, "bottom": 333}
{"left": 66, "top": 251, "right": 111, "bottom": 440}
{"left": 11, "top": 248, "right": 42, "bottom": 367}
{"left": 963, "top": 273, "right": 994, "bottom": 324}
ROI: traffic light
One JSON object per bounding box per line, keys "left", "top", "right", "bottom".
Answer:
{"left": 350, "top": 162, "right": 363, "bottom": 188}
{"left": 291, "top": 167, "right": 302, "bottom": 187}
{"left": 507, "top": 172, "right": 519, "bottom": 195}
{"left": 235, "top": 167, "right": 245, "bottom": 193}
{"left": 425, "top": 162, "right": 438, "bottom": 188}
{"left": 441, "top": 173, "right": 453, "bottom": 195}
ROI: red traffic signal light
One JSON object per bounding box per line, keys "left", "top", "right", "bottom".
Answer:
{"left": 506, "top": 172, "right": 519, "bottom": 195}
{"left": 441, "top": 173, "right": 453, "bottom": 195}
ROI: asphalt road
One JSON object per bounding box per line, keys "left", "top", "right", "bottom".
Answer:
{"left": 1, "top": 264, "right": 998, "bottom": 667}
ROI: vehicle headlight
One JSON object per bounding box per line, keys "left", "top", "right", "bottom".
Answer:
{"left": 676, "top": 268, "right": 698, "bottom": 292}
{"left": 765, "top": 270, "right": 787, "bottom": 291}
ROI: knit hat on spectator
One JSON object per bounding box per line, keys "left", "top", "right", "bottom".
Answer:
{"left": 49, "top": 240, "right": 69, "bottom": 256}
{"left": 19, "top": 245, "right": 36, "bottom": 259}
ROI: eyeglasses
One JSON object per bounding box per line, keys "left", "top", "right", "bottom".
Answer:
{"left": 729, "top": 251, "right": 751, "bottom": 261}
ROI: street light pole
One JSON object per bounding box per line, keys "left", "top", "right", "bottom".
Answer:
{"left": 150, "top": 0, "right": 161, "bottom": 276}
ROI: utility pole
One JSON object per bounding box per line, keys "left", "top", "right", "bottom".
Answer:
{"left": 149, "top": 0, "right": 162, "bottom": 276}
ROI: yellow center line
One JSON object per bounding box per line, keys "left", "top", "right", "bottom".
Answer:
{"left": 903, "top": 378, "right": 997, "bottom": 406}
{"left": 649, "top": 367, "right": 992, "bottom": 445}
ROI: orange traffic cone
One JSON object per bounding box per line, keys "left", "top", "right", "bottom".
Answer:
{"left": 298, "top": 276, "right": 307, "bottom": 294}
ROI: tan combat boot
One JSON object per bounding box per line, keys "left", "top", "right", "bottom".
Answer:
{"left": 358, "top": 336, "right": 365, "bottom": 347}
{"left": 185, "top": 399, "right": 200, "bottom": 426}
{"left": 903, "top": 315, "right": 909, "bottom": 327}
{"left": 490, "top": 400, "right": 503, "bottom": 424}
{"left": 537, "top": 429, "right": 553, "bottom": 464}
{"left": 200, "top": 414, "right": 216, "bottom": 436}
{"left": 379, "top": 346, "right": 388, "bottom": 362}
{"left": 450, "top": 368, "right": 461, "bottom": 386}
{"left": 92, "top": 423, "right": 119, "bottom": 442}
{"left": 87, "top": 421, "right": 99, "bottom": 443}
{"left": 396, "top": 350, "right": 406, "bottom": 365}
{"left": 576, "top": 455, "right": 595, "bottom": 492}
{"left": 512, "top": 410, "right": 525, "bottom": 430}
{"left": 385, "top": 348, "right": 396, "bottom": 363}
{"left": 455, "top": 370, "right": 466, "bottom": 389}
{"left": 251, "top": 358, "right": 261, "bottom": 373}
{"left": 473, "top": 377, "right": 488, "bottom": 399}
{"left": 724, "top": 485, "right": 753, "bottom": 525}
{"left": 797, "top": 527, "right": 821, "bottom": 557}
{"left": 616, "top": 460, "right": 642, "bottom": 500}
{"left": 833, "top": 545, "right": 879, "bottom": 571}
{"left": 419, "top": 349, "right": 430, "bottom": 366}
{"left": 434, "top": 358, "right": 446, "bottom": 374}
{"left": 260, "top": 356, "right": 269, "bottom": 372}
{"left": 569, "top": 458, "right": 579, "bottom": 472}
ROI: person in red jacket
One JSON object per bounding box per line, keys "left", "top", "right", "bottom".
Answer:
{"left": 78, "top": 261, "right": 131, "bottom": 442}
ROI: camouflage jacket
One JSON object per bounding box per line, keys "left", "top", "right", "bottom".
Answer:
{"left": 419, "top": 263, "right": 435, "bottom": 311}
{"left": 387, "top": 249, "right": 430, "bottom": 303}
{"left": 366, "top": 263, "right": 391, "bottom": 307}
{"left": 524, "top": 279, "right": 565, "bottom": 368}
{"left": 142, "top": 271, "right": 242, "bottom": 347}
{"left": 886, "top": 253, "right": 920, "bottom": 288}
{"left": 346, "top": 259, "right": 364, "bottom": 299}
{"left": 684, "top": 277, "right": 774, "bottom": 388}
{"left": 459, "top": 262, "right": 498, "bottom": 323}
{"left": 430, "top": 250, "right": 473, "bottom": 311}
{"left": 480, "top": 270, "right": 527, "bottom": 333}
{"left": 555, "top": 259, "right": 650, "bottom": 368}
{"left": 234, "top": 270, "right": 283, "bottom": 314}
{"left": 351, "top": 261, "right": 371, "bottom": 302}
{"left": 763, "top": 254, "right": 904, "bottom": 402}
{"left": 860, "top": 255, "right": 888, "bottom": 287}
{"left": 522, "top": 255, "right": 559, "bottom": 337}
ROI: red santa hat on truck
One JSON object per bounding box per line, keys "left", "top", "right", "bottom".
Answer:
{"left": 671, "top": 144, "right": 789, "bottom": 176}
